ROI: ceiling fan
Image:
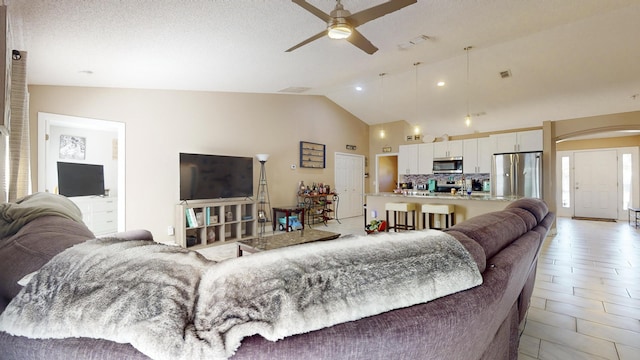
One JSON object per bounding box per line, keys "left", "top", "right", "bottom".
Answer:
{"left": 286, "top": 0, "right": 417, "bottom": 55}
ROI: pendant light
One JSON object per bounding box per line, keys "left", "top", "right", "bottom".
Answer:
{"left": 379, "top": 72, "right": 386, "bottom": 139}
{"left": 413, "top": 62, "right": 422, "bottom": 137}
{"left": 464, "top": 46, "right": 472, "bottom": 127}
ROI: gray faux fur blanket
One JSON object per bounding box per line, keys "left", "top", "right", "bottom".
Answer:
{"left": 0, "top": 230, "right": 482, "bottom": 360}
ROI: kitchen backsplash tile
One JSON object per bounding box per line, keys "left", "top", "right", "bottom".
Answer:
{"left": 401, "top": 173, "right": 490, "bottom": 188}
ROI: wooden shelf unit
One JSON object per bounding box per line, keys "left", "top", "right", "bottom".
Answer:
{"left": 300, "top": 141, "right": 326, "bottom": 168}
{"left": 176, "top": 199, "right": 256, "bottom": 248}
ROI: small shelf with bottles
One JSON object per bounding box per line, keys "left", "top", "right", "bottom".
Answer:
{"left": 176, "top": 199, "right": 256, "bottom": 249}
{"left": 296, "top": 182, "right": 339, "bottom": 226}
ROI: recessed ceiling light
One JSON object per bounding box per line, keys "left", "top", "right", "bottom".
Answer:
{"left": 436, "top": 81, "right": 445, "bottom": 87}
{"left": 355, "top": 86, "right": 363, "bottom": 91}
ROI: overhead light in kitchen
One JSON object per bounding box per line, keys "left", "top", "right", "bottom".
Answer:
{"left": 379, "top": 72, "right": 386, "bottom": 139}
{"left": 413, "top": 61, "right": 423, "bottom": 138}
{"left": 464, "top": 46, "right": 473, "bottom": 127}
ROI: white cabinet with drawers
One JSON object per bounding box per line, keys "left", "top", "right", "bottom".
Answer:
{"left": 69, "top": 196, "right": 118, "bottom": 236}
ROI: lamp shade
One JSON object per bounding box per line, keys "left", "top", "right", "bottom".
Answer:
{"left": 256, "top": 154, "right": 270, "bottom": 162}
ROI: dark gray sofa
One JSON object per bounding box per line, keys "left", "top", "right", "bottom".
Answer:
{"left": 0, "top": 194, "right": 554, "bottom": 360}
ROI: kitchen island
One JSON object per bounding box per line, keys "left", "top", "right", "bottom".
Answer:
{"left": 365, "top": 192, "right": 520, "bottom": 229}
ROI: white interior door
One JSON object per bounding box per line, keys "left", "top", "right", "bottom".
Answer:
{"left": 574, "top": 150, "right": 617, "bottom": 219}
{"left": 335, "top": 153, "right": 364, "bottom": 219}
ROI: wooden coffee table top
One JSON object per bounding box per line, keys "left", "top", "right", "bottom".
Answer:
{"left": 237, "top": 229, "right": 341, "bottom": 256}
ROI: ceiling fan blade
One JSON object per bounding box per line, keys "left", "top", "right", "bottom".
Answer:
{"left": 346, "top": 28, "right": 378, "bottom": 55}
{"left": 347, "top": 0, "right": 417, "bottom": 27}
{"left": 285, "top": 30, "right": 328, "bottom": 52}
{"left": 291, "top": 0, "right": 331, "bottom": 22}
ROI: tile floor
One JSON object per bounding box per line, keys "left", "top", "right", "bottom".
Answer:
{"left": 196, "top": 215, "right": 640, "bottom": 359}
{"left": 518, "top": 217, "right": 640, "bottom": 360}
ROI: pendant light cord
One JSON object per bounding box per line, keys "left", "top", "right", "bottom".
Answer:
{"left": 464, "top": 46, "right": 472, "bottom": 126}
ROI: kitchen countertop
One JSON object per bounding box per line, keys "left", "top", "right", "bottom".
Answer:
{"left": 367, "top": 192, "right": 520, "bottom": 201}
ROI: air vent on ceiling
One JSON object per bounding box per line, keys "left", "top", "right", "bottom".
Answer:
{"left": 499, "top": 70, "right": 512, "bottom": 79}
{"left": 278, "top": 87, "right": 311, "bottom": 94}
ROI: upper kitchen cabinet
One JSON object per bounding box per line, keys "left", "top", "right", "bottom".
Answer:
{"left": 398, "top": 144, "right": 419, "bottom": 175}
{"left": 463, "top": 137, "right": 491, "bottom": 173}
{"left": 490, "top": 129, "right": 542, "bottom": 153}
{"left": 433, "top": 139, "right": 463, "bottom": 158}
{"left": 417, "top": 143, "right": 434, "bottom": 174}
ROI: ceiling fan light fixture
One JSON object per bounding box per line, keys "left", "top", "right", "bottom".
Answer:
{"left": 327, "top": 22, "right": 352, "bottom": 39}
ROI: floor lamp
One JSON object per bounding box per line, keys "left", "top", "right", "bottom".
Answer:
{"left": 256, "top": 154, "right": 271, "bottom": 238}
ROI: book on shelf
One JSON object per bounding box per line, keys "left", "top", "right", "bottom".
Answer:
{"left": 186, "top": 208, "right": 198, "bottom": 228}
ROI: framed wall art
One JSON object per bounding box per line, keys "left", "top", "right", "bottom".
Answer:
{"left": 59, "top": 135, "right": 86, "bottom": 160}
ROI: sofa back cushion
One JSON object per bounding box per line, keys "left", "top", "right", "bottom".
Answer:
{"left": 444, "top": 211, "right": 528, "bottom": 261}
{"left": 505, "top": 198, "right": 549, "bottom": 223}
{"left": 0, "top": 216, "right": 94, "bottom": 304}
{"left": 505, "top": 207, "right": 538, "bottom": 229}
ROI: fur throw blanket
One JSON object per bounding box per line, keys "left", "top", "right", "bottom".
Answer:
{"left": 0, "top": 230, "right": 482, "bottom": 360}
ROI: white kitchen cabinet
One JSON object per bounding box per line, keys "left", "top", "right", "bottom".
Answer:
{"left": 398, "top": 144, "right": 419, "bottom": 174}
{"left": 490, "top": 129, "right": 542, "bottom": 153}
{"left": 417, "top": 143, "right": 434, "bottom": 174}
{"left": 517, "top": 130, "right": 543, "bottom": 152}
{"left": 463, "top": 137, "right": 491, "bottom": 173}
{"left": 433, "top": 140, "right": 463, "bottom": 158}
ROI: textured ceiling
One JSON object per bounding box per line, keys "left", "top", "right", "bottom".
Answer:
{"left": 5, "top": 0, "right": 640, "bottom": 138}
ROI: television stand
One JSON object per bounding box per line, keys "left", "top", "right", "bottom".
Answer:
{"left": 175, "top": 199, "right": 257, "bottom": 248}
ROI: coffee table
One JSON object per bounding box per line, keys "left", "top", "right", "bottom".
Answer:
{"left": 236, "top": 229, "right": 341, "bottom": 257}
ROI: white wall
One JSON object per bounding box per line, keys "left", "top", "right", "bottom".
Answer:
{"left": 28, "top": 86, "right": 370, "bottom": 243}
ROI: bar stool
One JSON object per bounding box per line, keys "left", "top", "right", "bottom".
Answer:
{"left": 421, "top": 204, "right": 456, "bottom": 230}
{"left": 385, "top": 202, "right": 417, "bottom": 232}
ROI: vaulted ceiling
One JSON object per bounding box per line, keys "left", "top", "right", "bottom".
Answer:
{"left": 6, "top": 0, "right": 640, "bottom": 138}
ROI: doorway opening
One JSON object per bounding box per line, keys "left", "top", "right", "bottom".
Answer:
{"left": 375, "top": 153, "right": 398, "bottom": 193}
{"left": 37, "top": 112, "right": 125, "bottom": 232}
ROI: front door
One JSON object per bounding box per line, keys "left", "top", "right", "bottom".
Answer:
{"left": 574, "top": 150, "right": 617, "bottom": 219}
{"left": 335, "top": 153, "right": 364, "bottom": 218}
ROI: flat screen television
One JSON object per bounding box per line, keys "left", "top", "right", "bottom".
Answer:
{"left": 179, "top": 153, "right": 253, "bottom": 200}
{"left": 57, "top": 162, "right": 105, "bottom": 197}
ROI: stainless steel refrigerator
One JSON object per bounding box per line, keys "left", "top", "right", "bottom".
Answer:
{"left": 491, "top": 152, "right": 542, "bottom": 198}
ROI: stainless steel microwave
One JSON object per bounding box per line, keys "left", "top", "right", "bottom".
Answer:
{"left": 432, "top": 157, "right": 463, "bottom": 174}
